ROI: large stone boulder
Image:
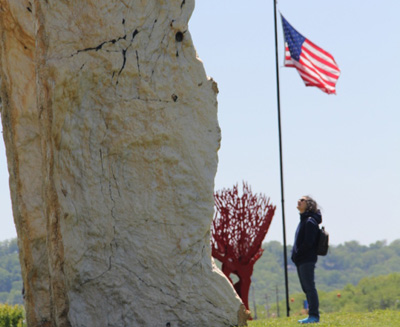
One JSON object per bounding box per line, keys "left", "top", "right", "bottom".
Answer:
{"left": 0, "top": 1, "right": 243, "bottom": 326}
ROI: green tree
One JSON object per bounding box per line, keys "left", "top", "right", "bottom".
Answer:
{"left": 0, "top": 239, "right": 22, "bottom": 305}
{"left": 0, "top": 304, "right": 24, "bottom": 327}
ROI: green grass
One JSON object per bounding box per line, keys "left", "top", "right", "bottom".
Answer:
{"left": 248, "top": 310, "right": 400, "bottom": 327}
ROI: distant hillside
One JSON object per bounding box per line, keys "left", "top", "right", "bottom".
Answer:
{"left": 250, "top": 240, "right": 400, "bottom": 306}
{"left": 256, "top": 272, "right": 400, "bottom": 319}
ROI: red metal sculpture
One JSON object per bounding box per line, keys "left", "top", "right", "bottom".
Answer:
{"left": 211, "top": 182, "right": 276, "bottom": 312}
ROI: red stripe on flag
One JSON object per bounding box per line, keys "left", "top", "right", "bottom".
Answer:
{"left": 298, "top": 57, "right": 336, "bottom": 87}
{"left": 305, "top": 40, "right": 336, "bottom": 62}
{"left": 294, "top": 61, "right": 337, "bottom": 93}
{"left": 301, "top": 46, "right": 340, "bottom": 75}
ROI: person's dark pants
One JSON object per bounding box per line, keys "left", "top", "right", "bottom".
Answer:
{"left": 297, "top": 262, "right": 319, "bottom": 318}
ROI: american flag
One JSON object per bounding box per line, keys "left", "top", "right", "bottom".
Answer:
{"left": 281, "top": 14, "right": 340, "bottom": 94}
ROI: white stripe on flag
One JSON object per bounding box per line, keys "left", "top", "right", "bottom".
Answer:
{"left": 293, "top": 60, "right": 336, "bottom": 93}
{"left": 299, "top": 55, "right": 337, "bottom": 86}
{"left": 301, "top": 50, "right": 340, "bottom": 78}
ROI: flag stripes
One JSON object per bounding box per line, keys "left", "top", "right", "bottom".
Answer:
{"left": 281, "top": 15, "right": 340, "bottom": 94}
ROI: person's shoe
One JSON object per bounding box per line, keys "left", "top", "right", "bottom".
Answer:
{"left": 298, "top": 316, "right": 319, "bottom": 324}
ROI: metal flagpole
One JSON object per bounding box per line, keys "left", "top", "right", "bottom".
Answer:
{"left": 273, "top": 0, "right": 290, "bottom": 317}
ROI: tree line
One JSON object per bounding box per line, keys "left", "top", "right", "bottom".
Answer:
{"left": 0, "top": 239, "right": 22, "bottom": 305}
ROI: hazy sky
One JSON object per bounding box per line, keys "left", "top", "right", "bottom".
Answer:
{"left": 1, "top": 1, "right": 399, "bottom": 246}
{"left": 189, "top": 0, "right": 400, "bottom": 246}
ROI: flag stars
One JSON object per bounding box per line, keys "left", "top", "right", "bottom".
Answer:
{"left": 282, "top": 16, "right": 305, "bottom": 61}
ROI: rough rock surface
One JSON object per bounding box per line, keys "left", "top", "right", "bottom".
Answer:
{"left": 0, "top": 1, "right": 243, "bottom": 326}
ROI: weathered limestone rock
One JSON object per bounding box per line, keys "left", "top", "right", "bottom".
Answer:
{"left": 0, "top": 1, "right": 243, "bottom": 326}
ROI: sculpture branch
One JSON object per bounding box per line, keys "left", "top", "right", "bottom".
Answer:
{"left": 211, "top": 182, "right": 276, "bottom": 312}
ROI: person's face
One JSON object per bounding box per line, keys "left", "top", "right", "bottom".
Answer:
{"left": 297, "top": 197, "right": 308, "bottom": 213}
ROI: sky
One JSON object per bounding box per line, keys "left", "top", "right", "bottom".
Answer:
{"left": 1, "top": 1, "right": 399, "bottom": 246}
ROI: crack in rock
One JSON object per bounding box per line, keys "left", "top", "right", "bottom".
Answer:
{"left": 80, "top": 255, "right": 112, "bottom": 286}
{"left": 117, "top": 49, "right": 127, "bottom": 76}
{"left": 73, "top": 30, "right": 138, "bottom": 56}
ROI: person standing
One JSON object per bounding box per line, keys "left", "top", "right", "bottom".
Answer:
{"left": 291, "top": 196, "right": 322, "bottom": 324}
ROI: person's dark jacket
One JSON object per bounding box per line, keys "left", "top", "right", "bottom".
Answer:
{"left": 291, "top": 210, "right": 322, "bottom": 266}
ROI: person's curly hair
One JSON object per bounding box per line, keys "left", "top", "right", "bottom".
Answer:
{"left": 303, "top": 196, "right": 319, "bottom": 213}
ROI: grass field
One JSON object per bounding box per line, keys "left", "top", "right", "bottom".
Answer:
{"left": 248, "top": 310, "right": 400, "bottom": 327}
